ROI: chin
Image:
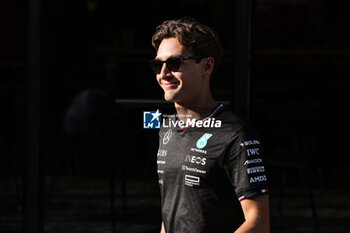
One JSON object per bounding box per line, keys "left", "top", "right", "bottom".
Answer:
{"left": 164, "top": 92, "right": 179, "bottom": 103}
{"left": 164, "top": 95, "right": 175, "bottom": 102}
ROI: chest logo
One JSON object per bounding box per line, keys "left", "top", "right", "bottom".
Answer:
{"left": 185, "top": 155, "right": 206, "bottom": 165}
{"left": 163, "top": 129, "right": 172, "bottom": 145}
{"left": 196, "top": 133, "right": 213, "bottom": 149}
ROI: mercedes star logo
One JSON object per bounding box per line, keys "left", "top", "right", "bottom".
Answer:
{"left": 163, "top": 129, "right": 172, "bottom": 145}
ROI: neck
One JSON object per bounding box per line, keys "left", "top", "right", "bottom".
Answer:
{"left": 174, "top": 94, "right": 217, "bottom": 122}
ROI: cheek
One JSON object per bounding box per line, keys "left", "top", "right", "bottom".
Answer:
{"left": 156, "top": 76, "right": 162, "bottom": 85}
{"left": 183, "top": 71, "right": 200, "bottom": 87}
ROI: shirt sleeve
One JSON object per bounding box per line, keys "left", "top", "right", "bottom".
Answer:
{"left": 223, "top": 124, "right": 269, "bottom": 201}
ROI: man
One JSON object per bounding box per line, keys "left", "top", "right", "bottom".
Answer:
{"left": 150, "top": 17, "right": 270, "bottom": 233}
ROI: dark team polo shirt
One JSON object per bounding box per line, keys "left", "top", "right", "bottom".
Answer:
{"left": 157, "top": 104, "right": 269, "bottom": 233}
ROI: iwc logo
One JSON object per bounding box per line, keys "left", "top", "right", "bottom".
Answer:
{"left": 163, "top": 129, "right": 172, "bottom": 145}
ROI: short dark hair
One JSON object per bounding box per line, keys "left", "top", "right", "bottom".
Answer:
{"left": 151, "top": 17, "right": 223, "bottom": 75}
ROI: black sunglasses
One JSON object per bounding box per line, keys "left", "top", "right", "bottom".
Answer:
{"left": 149, "top": 56, "right": 206, "bottom": 74}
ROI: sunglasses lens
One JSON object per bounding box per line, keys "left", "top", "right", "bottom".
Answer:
{"left": 155, "top": 60, "right": 163, "bottom": 74}
{"left": 150, "top": 60, "right": 162, "bottom": 74}
{"left": 150, "top": 57, "right": 182, "bottom": 74}
{"left": 166, "top": 58, "right": 181, "bottom": 72}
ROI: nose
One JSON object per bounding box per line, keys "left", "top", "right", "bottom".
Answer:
{"left": 158, "top": 63, "right": 172, "bottom": 79}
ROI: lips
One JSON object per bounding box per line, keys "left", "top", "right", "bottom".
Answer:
{"left": 162, "top": 81, "right": 180, "bottom": 89}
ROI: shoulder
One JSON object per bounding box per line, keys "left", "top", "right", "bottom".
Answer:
{"left": 217, "top": 108, "right": 258, "bottom": 138}
{"left": 215, "top": 109, "right": 262, "bottom": 152}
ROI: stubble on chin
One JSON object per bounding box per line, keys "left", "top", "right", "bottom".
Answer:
{"left": 163, "top": 89, "right": 181, "bottom": 103}
{"left": 164, "top": 91, "right": 175, "bottom": 102}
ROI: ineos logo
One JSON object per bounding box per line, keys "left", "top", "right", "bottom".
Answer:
{"left": 185, "top": 155, "right": 206, "bottom": 165}
{"left": 163, "top": 129, "right": 172, "bottom": 145}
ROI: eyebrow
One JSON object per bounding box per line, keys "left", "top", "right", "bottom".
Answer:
{"left": 155, "top": 55, "right": 183, "bottom": 61}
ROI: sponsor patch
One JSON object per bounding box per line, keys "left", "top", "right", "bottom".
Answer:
{"left": 185, "top": 175, "right": 200, "bottom": 186}
{"left": 247, "top": 166, "right": 265, "bottom": 174}
{"left": 240, "top": 140, "right": 260, "bottom": 147}
{"left": 163, "top": 129, "right": 172, "bottom": 145}
{"left": 185, "top": 155, "right": 206, "bottom": 165}
{"left": 244, "top": 158, "right": 263, "bottom": 165}
{"left": 182, "top": 165, "right": 207, "bottom": 174}
{"left": 246, "top": 148, "right": 260, "bottom": 156}
{"left": 196, "top": 133, "right": 213, "bottom": 149}
{"left": 250, "top": 175, "right": 267, "bottom": 183}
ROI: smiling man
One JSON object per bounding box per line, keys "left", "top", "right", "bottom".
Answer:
{"left": 150, "top": 17, "right": 270, "bottom": 233}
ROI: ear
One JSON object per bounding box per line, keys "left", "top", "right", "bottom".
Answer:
{"left": 202, "top": 57, "right": 215, "bottom": 76}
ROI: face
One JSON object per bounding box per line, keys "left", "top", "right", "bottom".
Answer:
{"left": 155, "top": 38, "right": 204, "bottom": 104}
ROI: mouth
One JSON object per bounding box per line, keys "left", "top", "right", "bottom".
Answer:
{"left": 162, "top": 81, "right": 180, "bottom": 89}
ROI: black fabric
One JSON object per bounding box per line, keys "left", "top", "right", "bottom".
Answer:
{"left": 157, "top": 105, "right": 268, "bottom": 233}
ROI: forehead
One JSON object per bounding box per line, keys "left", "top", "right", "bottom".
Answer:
{"left": 156, "top": 38, "right": 192, "bottom": 60}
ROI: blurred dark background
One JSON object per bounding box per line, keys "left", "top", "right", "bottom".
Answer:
{"left": 1, "top": 0, "right": 350, "bottom": 232}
